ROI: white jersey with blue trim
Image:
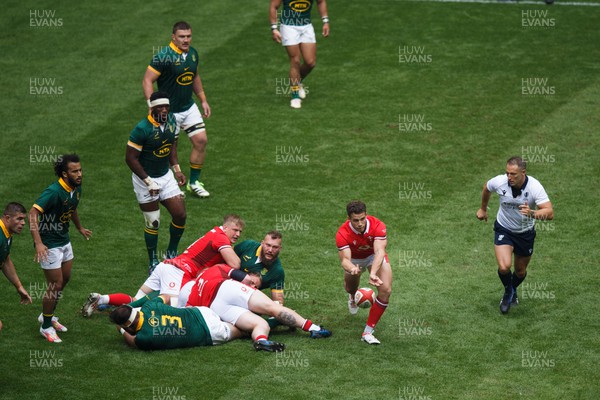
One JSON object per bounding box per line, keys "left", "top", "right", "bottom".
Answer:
{"left": 487, "top": 174, "right": 550, "bottom": 233}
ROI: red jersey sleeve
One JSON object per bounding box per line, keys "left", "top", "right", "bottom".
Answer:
{"left": 370, "top": 217, "right": 387, "bottom": 240}
{"left": 335, "top": 222, "right": 351, "bottom": 251}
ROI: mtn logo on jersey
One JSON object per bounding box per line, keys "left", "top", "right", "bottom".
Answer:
{"left": 176, "top": 71, "right": 194, "bottom": 86}
{"left": 153, "top": 143, "right": 172, "bottom": 158}
{"left": 289, "top": 0, "right": 311, "bottom": 11}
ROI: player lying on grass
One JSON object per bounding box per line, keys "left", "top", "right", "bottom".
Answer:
{"left": 82, "top": 215, "right": 244, "bottom": 315}
{"left": 178, "top": 264, "right": 332, "bottom": 349}
{"left": 109, "top": 294, "right": 244, "bottom": 350}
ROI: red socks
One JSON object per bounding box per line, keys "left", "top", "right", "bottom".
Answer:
{"left": 366, "top": 297, "right": 389, "bottom": 328}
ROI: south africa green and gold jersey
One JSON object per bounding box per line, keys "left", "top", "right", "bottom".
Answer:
{"left": 32, "top": 177, "right": 81, "bottom": 249}
{"left": 234, "top": 240, "right": 285, "bottom": 292}
{"left": 128, "top": 113, "right": 178, "bottom": 178}
{"left": 0, "top": 220, "right": 13, "bottom": 266}
{"left": 148, "top": 42, "right": 199, "bottom": 113}
{"left": 281, "top": 0, "right": 315, "bottom": 26}
{"left": 134, "top": 297, "right": 213, "bottom": 350}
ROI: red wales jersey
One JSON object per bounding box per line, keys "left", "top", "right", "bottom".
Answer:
{"left": 165, "top": 226, "right": 231, "bottom": 282}
{"left": 336, "top": 215, "right": 387, "bottom": 259}
{"left": 185, "top": 264, "right": 234, "bottom": 307}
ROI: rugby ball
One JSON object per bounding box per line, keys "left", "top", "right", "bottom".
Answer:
{"left": 354, "top": 287, "right": 374, "bottom": 308}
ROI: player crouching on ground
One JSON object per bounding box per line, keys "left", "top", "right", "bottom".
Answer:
{"left": 336, "top": 200, "right": 392, "bottom": 345}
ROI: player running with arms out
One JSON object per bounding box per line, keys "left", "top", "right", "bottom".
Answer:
{"left": 178, "top": 264, "right": 331, "bottom": 351}
{"left": 29, "top": 154, "right": 92, "bottom": 343}
{"left": 81, "top": 214, "right": 244, "bottom": 314}
{"left": 143, "top": 21, "right": 212, "bottom": 198}
{"left": 336, "top": 201, "right": 392, "bottom": 345}
{"left": 109, "top": 295, "right": 243, "bottom": 350}
{"left": 477, "top": 156, "right": 554, "bottom": 314}
{"left": 127, "top": 91, "right": 186, "bottom": 273}
{"left": 270, "top": 0, "right": 329, "bottom": 109}
{"left": 0, "top": 202, "right": 33, "bottom": 332}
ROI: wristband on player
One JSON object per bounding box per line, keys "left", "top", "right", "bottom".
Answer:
{"left": 119, "top": 328, "right": 126, "bottom": 335}
{"left": 142, "top": 177, "right": 153, "bottom": 187}
{"left": 271, "top": 24, "right": 278, "bottom": 30}
{"left": 146, "top": 99, "right": 151, "bottom": 108}
{"left": 172, "top": 164, "right": 181, "bottom": 173}
{"left": 322, "top": 16, "right": 329, "bottom": 24}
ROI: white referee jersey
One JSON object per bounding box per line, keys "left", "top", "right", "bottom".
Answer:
{"left": 487, "top": 174, "right": 550, "bottom": 233}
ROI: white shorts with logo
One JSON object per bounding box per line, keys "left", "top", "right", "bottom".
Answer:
{"left": 174, "top": 103, "right": 206, "bottom": 137}
{"left": 132, "top": 170, "right": 183, "bottom": 204}
{"left": 142, "top": 262, "right": 184, "bottom": 296}
{"left": 349, "top": 254, "right": 391, "bottom": 273}
{"left": 40, "top": 243, "right": 74, "bottom": 270}
{"left": 198, "top": 306, "right": 233, "bottom": 345}
{"left": 211, "top": 280, "right": 256, "bottom": 325}
{"left": 280, "top": 23, "right": 316, "bottom": 46}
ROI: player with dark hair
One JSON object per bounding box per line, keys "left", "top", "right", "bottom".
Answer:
{"left": 143, "top": 21, "right": 212, "bottom": 198}
{"left": 82, "top": 214, "right": 245, "bottom": 315}
{"left": 235, "top": 230, "right": 285, "bottom": 304}
{"left": 178, "top": 264, "right": 331, "bottom": 350}
{"left": 127, "top": 91, "right": 186, "bottom": 272}
{"left": 336, "top": 200, "right": 392, "bottom": 345}
{"left": 1, "top": 202, "right": 33, "bottom": 331}
{"left": 477, "top": 156, "right": 554, "bottom": 314}
{"left": 270, "top": 0, "right": 329, "bottom": 109}
{"left": 109, "top": 294, "right": 244, "bottom": 350}
{"left": 29, "top": 154, "right": 92, "bottom": 342}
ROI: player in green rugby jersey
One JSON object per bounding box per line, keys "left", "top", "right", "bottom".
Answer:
{"left": 235, "top": 231, "right": 285, "bottom": 304}
{"left": 0, "top": 202, "right": 33, "bottom": 332}
{"left": 127, "top": 91, "right": 187, "bottom": 272}
{"left": 270, "top": 0, "right": 329, "bottom": 109}
{"left": 109, "top": 295, "right": 271, "bottom": 351}
{"left": 29, "top": 154, "right": 92, "bottom": 343}
{"left": 143, "top": 21, "right": 212, "bottom": 198}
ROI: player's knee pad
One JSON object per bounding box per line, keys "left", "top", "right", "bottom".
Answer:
{"left": 143, "top": 210, "right": 160, "bottom": 230}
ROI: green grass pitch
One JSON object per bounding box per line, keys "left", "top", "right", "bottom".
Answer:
{"left": 1, "top": 0, "right": 600, "bottom": 399}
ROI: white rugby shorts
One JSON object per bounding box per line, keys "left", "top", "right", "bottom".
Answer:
{"left": 40, "top": 243, "right": 74, "bottom": 270}
{"left": 132, "top": 170, "right": 182, "bottom": 204}
{"left": 280, "top": 23, "right": 316, "bottom": 46}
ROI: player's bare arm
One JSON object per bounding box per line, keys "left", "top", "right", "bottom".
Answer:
{"left": 338, "top": 247, "right": 360, "bottom": 275}
{"left": 477, "top": 184, "right": 492, "bottom": 222}
{"left": 125, "top": 146, "right": 160, "bottom": 196}
{"left": 168, "top": 139, "right": 186, "bottom": 186}
{"left": 192, "top": 74, "right": 211, "bottom": 118}
{"left": 220, "top": 247, "right": 241, "bottom": 269}
{"left": 1, "top": 256, "right": 32, "bottom": 304}
{"left": 142, "top": 68, "right": 160, "bottom": 103}
{"left": 369, "top": 239, "right": 387, "bottom": 287}
{"left": 269, "top": 0, "right": 282, "bottom": 43}
{"left": 519, "top": 201, "right": 554, "bottom": 220}
{"left": 317, "top": 0, "right": 330, "bottom": 37}
{"left": 28, "top": 207, "right": 48, "bottom": 262}
{"left": 71, "top": 209, "right": 92, "bottom": 240}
